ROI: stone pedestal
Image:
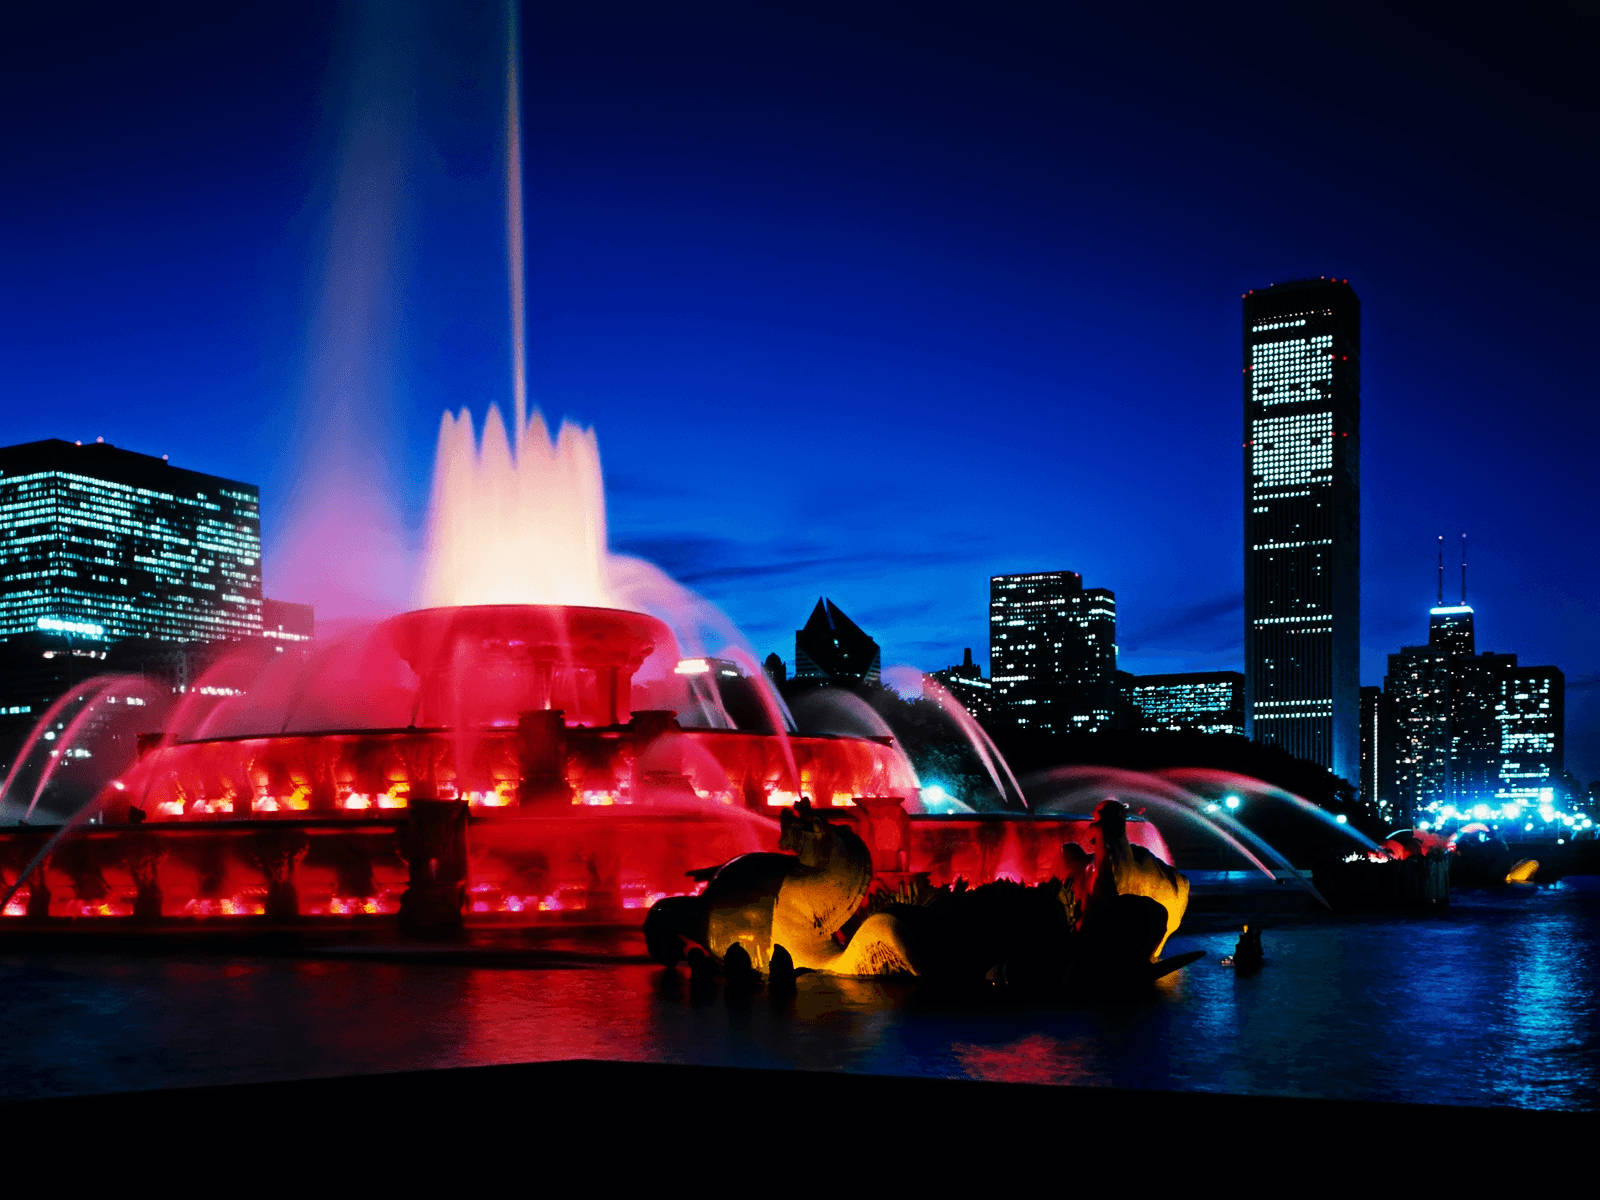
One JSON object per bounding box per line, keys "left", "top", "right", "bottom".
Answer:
{"left": 123, "top": 808, "right": 165, "bottom": 921}
{"left": 399, "top": 798, "right": 469, "bottom": 937}
{"left": 247, "top": 828, "right": 309, "bottom": 921}
{"left": 516, "top": 710, "right": 572, "bottom": 808}
{"left": 851, "top": 795, "right": 912, "bottom": 880}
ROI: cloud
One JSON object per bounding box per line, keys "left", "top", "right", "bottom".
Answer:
{"left": 611, "top": 533, "right": 977, "bottom": 589}
{"left": 1121, "top": 591, "right": 1243, "bottom": 653}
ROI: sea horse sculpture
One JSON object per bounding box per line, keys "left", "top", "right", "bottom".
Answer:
{"left": 1082, "top": 799, "right": 1189, "bottom": 959}
{"left": 645, "top": 799, "right": 916, "bottom": 977}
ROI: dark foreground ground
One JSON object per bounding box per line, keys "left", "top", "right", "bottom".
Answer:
{"left": 5, "top": 1056, "right": 1586, "bottom": 1166}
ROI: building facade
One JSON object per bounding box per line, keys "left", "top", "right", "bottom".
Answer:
{"left": 1359, "top": 685, "right": 1397, "bottom": 823}
{"left": 931, "top": 648, "right": 993, "bottom": 720}
{"left": 1385, "top": 643, "right": 1452, "bottom": 826}
{"left": 989, "top": 570, "right": 1119, "bottom": 734}
{"left": 1495, "top": 663, "right": 1564, "bottom": 805}
{"left": 0, "top": 439, "right": 262, "bottom": 646}
{"left": 1126, "top": 671, "right": 1244, "bottom": 736}
{"left": 1243, "top": 279, "right": 1361, "bottom": 784}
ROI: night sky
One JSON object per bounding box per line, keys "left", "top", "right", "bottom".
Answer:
{"left": 3, "top": 2, "right": 1596, "bottom": 778}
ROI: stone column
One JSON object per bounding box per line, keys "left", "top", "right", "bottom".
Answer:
{"left": 516, "top": 710, "right": 572, "bottom": 808}
{"left": 399, "top": 798, "right": 469, "bottom": 937}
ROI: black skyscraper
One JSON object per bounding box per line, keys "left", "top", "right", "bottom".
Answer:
{"left": 1243, "top": 279, "right": 1360, "bottom": 784}
{"left": 793, "top": 598, "right": 881, "bottom": 686}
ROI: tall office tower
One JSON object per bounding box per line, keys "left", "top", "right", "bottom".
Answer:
{"left": 793, "top": 597, "right": 881, "bottom": 686}
{"left": 989, "top": 570, "right": 1119, "bottom": 734}
{"left": 1126, "top": 671, "right": 1244, "bottom": 736}
{"left": 1421, "top": 539, "right": 1498, "bottom": 805}
{"left": 1243, "top": 278, "right": 1360, "bottom": 783}
{"left": 0, "top": 439, "right": 262, "bottom": 645}
{"left": 1385, "top": 643, "right": 1451, "bottom": 826}
{"left": 1495, "top": 664, "right": 1564, "bottom": 804}
{"left": 1428, "top": 534, "right": 1475, "bottom": 657}
{"left": 1359, "top": 685, "right": 1397, "bottom": 822}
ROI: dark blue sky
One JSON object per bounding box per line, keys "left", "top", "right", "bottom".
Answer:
{"left": 3, "top": 2, "right": 1597, "bottom": 777}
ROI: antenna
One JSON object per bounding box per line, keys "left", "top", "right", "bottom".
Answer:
{"left": 1436, "top": 535, "right": 1444, "bottom": 606}
{"left": 1460, "top": 533, "right": 1467, "bottom": 604}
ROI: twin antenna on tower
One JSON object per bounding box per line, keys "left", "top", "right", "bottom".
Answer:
{"left": 1436, "top": 533, "right": 1467, "bottom": 605}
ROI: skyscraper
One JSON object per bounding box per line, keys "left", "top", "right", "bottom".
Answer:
{"left": 0, "top": 439, "right": 262, "bottom": 645}
{"left": 1243, "top": 279, "right": 1360, "bottom": 783}
{"left": 793, "top": 598, "right": 881, "bottom": 686}
{"left": 989, "top": 570, "right": 1119, "bottom": 734}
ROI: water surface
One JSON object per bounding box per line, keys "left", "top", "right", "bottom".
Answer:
{"left": 2, "top": 879, "right": 1594, "bottom": 1111}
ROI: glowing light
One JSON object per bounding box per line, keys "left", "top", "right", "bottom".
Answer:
{"left": 1224, "top": 794, "right": 1242, "bottom": 811}
{"left": 768, "top": 789, "right": 801, "bottom": 807}
{"left": 36, "top": 616, "right": 105, "bottom": 638}
{"left": 674, "top": 658, "right": 710, "bottom": 675}
{"left": 1335, "top": 813, "right": 1348, "bottom": 824}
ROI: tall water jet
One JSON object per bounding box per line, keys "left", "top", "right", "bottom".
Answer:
{"left": 419, "top": 407, "right": 614, "bottom": 609}
{"left": 505, "top": 0, "right": 527, "bottom": 442}
{"left": 272, "top": 1, "right": 423, "bottom": 621}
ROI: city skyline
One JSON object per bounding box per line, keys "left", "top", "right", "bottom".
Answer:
{"left": 2, "top": 3, "right": 1595, "bottom": 778}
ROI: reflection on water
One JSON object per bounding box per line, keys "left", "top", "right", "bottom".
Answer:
{"left": 1, "top": 880, "right": 1595, "bottom": 1111}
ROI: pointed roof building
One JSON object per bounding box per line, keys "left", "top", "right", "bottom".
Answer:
{"left": 794, "top": 598, "right": 881, "bottom": 686}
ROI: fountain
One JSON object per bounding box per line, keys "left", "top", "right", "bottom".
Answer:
{"left": 0, "top": 14, "right": 1262, "bottom": 939}
{"left": 0, "top": 403, "right": 1206, "bottom": 926}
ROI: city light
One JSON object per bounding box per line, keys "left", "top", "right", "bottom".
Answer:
{"left": 36, "top": 616, "right": 104, "bottom": 639}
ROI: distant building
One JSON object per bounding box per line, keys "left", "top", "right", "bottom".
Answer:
{"left": 989, "top": 570, "right": 1119, "bottom": 734}
{"left": 762, "top": 653, "right": 786, "bottom": 688}
{"left": 1494, "top": 663, "right": 1563, "bottom": 805}
{"left": 794, "top": 598, "right": 881, "bottom": 686}
{"left": 1385, "top": 643, "right": 1452, "bottom": 825}
{"left": 931, "top": 648, "right": 992, "bottom": 720}
{"left": 0, "top": 438, "right": 262, "bottom": 646}
{"left": 1360, "top": 685, "right": 1397, "bottom": 823}
{"left": 1383, "top": 547, "right": 1564, "bottom": 823}
{"left": 262, "top": 598, "right": 314, "bottom": 651}
{"left": 1243, "top": 279, "right": 1361, "bottom": 783}
{"left": 1127, "top": 671, "right": 1243, "bottom": 736}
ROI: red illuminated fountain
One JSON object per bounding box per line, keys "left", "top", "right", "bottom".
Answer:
{"left": 0, "top": 409, "right": 1175, "bottom": 930}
